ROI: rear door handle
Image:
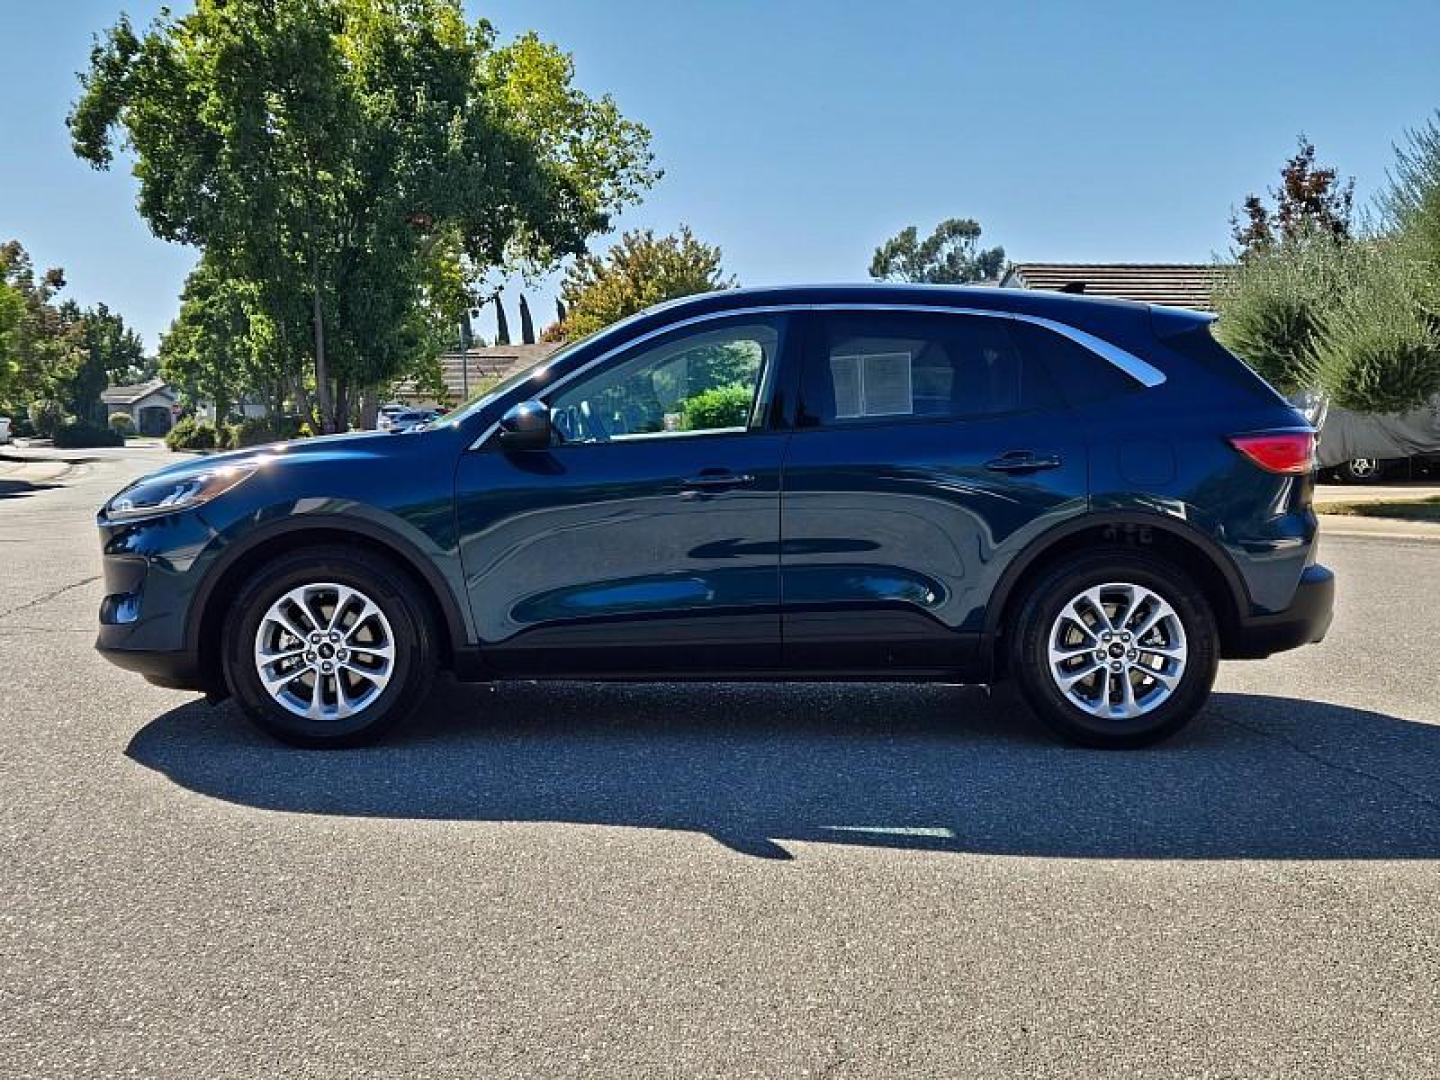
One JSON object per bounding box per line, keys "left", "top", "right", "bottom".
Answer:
{"left": 984, "top": 451, "right": 1063, "bottom": 473}
{"left": 679, "top": 471, "right": 755, "bottom": 492}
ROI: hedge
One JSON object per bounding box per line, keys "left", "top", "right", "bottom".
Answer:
{"left": 53, "top": 420, "right": 124, "bottom": 448}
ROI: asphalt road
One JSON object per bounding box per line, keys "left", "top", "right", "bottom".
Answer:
{"left": 3, "top": 443, "right": 1439, "bottom": 1078}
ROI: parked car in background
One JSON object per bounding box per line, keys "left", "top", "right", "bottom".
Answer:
{"left": 1321, "top": 453, "right": 1440, "bottom": 484}
{"left": 378, "top": 408, "right": 440, "bottom": 433}
{"left": 0, "top": 416, "right": 11, "bottom": 444}
{"left": 94, "top": 284, "right": 1333, "bottom": 750}
{"left": 1315, "top": 397, "right": 1440, "bottom": 483}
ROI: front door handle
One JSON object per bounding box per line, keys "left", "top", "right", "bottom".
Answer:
{"left": 679, "top": 471, "right": 755, "bottom": 492}
{"left": 984, "top": 451, "right": 1063, "bottom": 473}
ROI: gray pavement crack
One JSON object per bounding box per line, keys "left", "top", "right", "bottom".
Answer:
{"left": 0, "top": 574, "right": 100, "bottom": 621}
{"left": 1217, "top": 713, "right": 1440, "bottom": 817}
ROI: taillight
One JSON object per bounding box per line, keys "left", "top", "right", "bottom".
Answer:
{"left": 1228, "top": 431, "right": 1316, "bottom": 474}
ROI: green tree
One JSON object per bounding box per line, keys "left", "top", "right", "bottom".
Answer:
{"left": 1311, "top": 238, "right": 1439, "bottom": 413}
{"left": 1213, "top": 231, "right": 1345, "bottom": 394}
{"left": 494, "top": 292, "right": 511, "bottom": 346}
{"left": 70, "top": 0, "right": 658, "bottom": 431}
{"left": 1217, "top": 120, "right": 1440, "bottom": 414}
{"left": 868, "top": 217, "right": 1004, "bottom": 284}
{"left": 1232, "top": 137, "right": 1355, "bottom": 256}
{"left": 0, "top": 241, "right": 83, "bottom": 414}
{"left": 159, "top": 259, "right": 294, "bottom": 422}
{"left": 558, "top": 226, "right": 734, "bottom": 339}
{"left": 518, "top": 294, "right": 536, "bottom": 345}
{"left": 64, "top": 303, "right": 147, "bottom": 422}
{"left": 0, "top": 277, "right": 23, "bottom": 406}
{"left": 1385, "top": 112, "right": 1440, "bottom": 314}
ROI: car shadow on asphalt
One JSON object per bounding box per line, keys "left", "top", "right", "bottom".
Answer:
{"left": 126, "top": 683, "right": 1440, "bottom": 860}
{"left": 0, "top": 479, "right": 62, "bottom": 500}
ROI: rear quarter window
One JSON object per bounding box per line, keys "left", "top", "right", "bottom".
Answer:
{"left": 1158, "top": 320, "right": 1295, "bottom": 405}
{"left": 1006, "top": 320, "right": 1142, "bottom": 407}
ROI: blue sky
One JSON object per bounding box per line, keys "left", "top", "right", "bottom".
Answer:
{"left": 2, "top": 0, "right": 1438, "bottom": 351}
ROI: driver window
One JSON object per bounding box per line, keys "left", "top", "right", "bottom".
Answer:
{"left": 549, "top": 320, "right": 779, "bottom": 444}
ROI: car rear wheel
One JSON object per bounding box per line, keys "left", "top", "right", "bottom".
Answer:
{"left": 223, "top": 545, "right": 437, "bottom": 748}
{"left": 1007, "top": 550, "right": 1219, "bottom": 748}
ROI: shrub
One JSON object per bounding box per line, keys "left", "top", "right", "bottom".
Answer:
{"left": 1313, "top": 242, "right": 1440, "bottom": 413}
{"left": 227, "top": 415, "right": 305, "bottom": 448}
{"left": 108, "top": 412, "right": 134, "bottom": 436}
{"left": 680, "top": 383, "right": 753, "bottom": 431}
{"left": 53, "top": 420, "right": 123, "bottom": 448}
{"left": 165, "top": 416, "right": 218, "bottom": 451}
{"left": 1213, "top": 236, "right": 1350, "bottom": 395}
{"left": 28, "top": 399, "right": 67, "bottom": 438}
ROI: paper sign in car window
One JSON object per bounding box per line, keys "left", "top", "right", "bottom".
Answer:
{"left": 860, "top": 352, "right": 913, "bottom": 416}
{"left": 831, "top": 353, "right": 863, "bottom": 417}
{"left": 831, "top": 351, "right": 914, "bottom": 418}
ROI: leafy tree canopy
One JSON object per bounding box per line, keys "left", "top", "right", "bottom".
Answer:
{"left": 0, "top": 277, "right": 24, "bottom": 406}
{"left": 1385, "top": 112, "right": 1440, "bottom": 315}
{"left": 69, "top": 0, "right": 659, "bottom": 430}
{"left": 557, "top": 226, "right": 734, "bottom": 339}
{"left": 65, "top": 303, "right": 147, "bottom": 422}
{"left": 0, "top": 241, "right": 83, "bottom": 414}
{"left": 1214, "top": 229, "right": 1345, "bottom": 395}
{"left": 1216, "top": 122, "right": 1440, "bottom": 414}
{"left": 1232, "top": 137, "right": 1354, "bottom": 256}
{"left": 869, "top": 217, "right": 1004, "bottom": 284}
{"left": 1311, "top": 238, "right": 1440, "bottom": 413}
{"left": 159, "top": 258, "right": 287, "bottom": 422}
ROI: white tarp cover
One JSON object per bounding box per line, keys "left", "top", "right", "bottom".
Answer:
{"left": 1316, "top": 397, "right": 1440, "bottom": 466}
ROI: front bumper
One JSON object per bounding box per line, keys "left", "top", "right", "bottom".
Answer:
{"left": 1226, "top": 563, "right": 1334, "bottom": 659}
{"left": 94, "top": 640, "right": 210, "bottom": 690}
{"left": 94, "top": 510, "right": 218, "bottom": 693}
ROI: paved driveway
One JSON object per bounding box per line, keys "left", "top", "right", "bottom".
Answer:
{"left": 3, "top": 443, "right": 1439, "bottom": 1077}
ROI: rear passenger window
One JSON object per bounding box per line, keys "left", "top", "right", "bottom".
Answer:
{"left": 1006, "top": 320, "right": 1140, "bottom": 406}
{"left": 799, "top": 311, "right": 1061, "bottom": 427}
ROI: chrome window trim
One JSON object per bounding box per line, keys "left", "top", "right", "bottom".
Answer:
{"left": 469, "top": 302, "right": 1166, "bottom": 449}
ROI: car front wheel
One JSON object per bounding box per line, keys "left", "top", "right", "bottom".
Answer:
{"left": 223, "top": 545, "right": 437, "bottom": 748}
{"left": 1007, "top": 550, "right": 1219, "bottom": 748}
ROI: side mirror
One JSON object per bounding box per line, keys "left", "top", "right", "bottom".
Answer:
{"left": 496, "top": 400, "right": 552, "bottom": 452}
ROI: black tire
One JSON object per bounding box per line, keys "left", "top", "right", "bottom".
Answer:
{"left": 1006, "top": 549, "right": 1219, "bottom": 749}
{"left": 222, "top": 545, "right": 437, "bottom": 748}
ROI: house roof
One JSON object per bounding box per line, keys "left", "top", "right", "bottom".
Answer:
{"left": 395, "top": 343, "right": 559, "bottom": 403}
{"left": 101, "top": 378, "right": 174, "bottom": 405}
{"left": 1000, "top": 263, "right": 1226, "bottom": 311}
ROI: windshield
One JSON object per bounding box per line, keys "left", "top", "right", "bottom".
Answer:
{"left": 442, "top": 333, "right": 596, "bottom": 425}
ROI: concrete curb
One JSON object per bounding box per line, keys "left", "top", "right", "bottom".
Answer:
{"left": 1318, "top": 514, "right": 1440, "bottom": 543}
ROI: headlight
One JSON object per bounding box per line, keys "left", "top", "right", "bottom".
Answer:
{"left": 104, "top": 463, "right": 260, "bottom": 521}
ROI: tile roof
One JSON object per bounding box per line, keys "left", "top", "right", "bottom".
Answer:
{"left": 101, "top": 377, "right": 173, "bottom": 405}
{"left": 1001, "top": 263, "right": 1227, "bottom": 311}
{"left": 394, "top": 344, "right": 559, "bottom": 403}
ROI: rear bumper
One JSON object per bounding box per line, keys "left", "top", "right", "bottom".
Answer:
{"left": 1225, "top": 563, "right": 1334, "bottom": 659}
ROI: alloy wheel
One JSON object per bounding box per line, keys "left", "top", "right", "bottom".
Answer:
{"left": 1347, "top": 458, "right": 1380, "bottom": 480}
{"left": 253, "top": 582, "right": 396, "bottom": 721}
{"left": 1046, "top": 582, "right": 1188, "bottom": 720}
